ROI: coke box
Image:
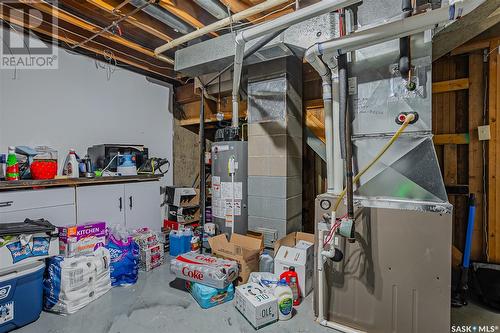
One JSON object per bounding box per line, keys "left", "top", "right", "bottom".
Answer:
{"left": 170, "top": 253, "right": 238, "bottom": 289}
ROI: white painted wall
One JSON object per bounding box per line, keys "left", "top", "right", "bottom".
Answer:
{"left": 0, "top": 30, "right": 173, "bottom": 187}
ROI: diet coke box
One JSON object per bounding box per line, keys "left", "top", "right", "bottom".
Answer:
{"left": 170, "top": 253, "right": 238, "bottom": 289}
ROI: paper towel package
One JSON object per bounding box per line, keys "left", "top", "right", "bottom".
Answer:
{"left": 43, "top": 247, "right": 111, "bottom": 314}
{"left": 58, "top": 222, "right": 106, "bottom": 257}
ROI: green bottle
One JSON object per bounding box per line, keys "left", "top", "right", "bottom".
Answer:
{"left": 6, "top": 146, "right": 19, "bottom": 181}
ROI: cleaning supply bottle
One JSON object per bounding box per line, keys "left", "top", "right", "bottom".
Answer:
{"left": 63, "top": 149, "right": 79, "bottom": 178}
{"left": 169, "top": 230, "right": 183, "bottom": 257}
{"left": 280, "top": 266, "right": 301, "bottom": 306}
{"left": 274, "top": 279, "right": 293, "bottom": 321}
{"left": 5, "top": 146, "right": 19, "bottom": 181}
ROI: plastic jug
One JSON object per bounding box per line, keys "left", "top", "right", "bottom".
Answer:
{"left": 169, "top": 230, "right": 183, "bottom": 257}
{"left": 182, "top": 228, "right": 193, "bottom": 253}
{"left": 280, "top": 266, "right": 301, "bottom": 306}
{"left": 274, "top": 279, "right": 293, "bottom": 321}
{"left": 259, "top": 253, "right": 274, "bottom": 273}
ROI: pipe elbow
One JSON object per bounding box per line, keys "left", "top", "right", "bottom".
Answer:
{"left": 235, "top": 32, "right": 246, "bottom": 46}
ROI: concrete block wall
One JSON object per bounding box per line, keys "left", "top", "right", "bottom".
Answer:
{"left": 247, "top": 56, "right": 303, "bottom": 238}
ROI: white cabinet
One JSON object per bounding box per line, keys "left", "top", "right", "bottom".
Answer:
{"left": 0, "top": 187, "right": 76, "bottom": 226}
{"left": 76, "top": 184, "right": 125, "bottom": 227}
{"left": 76, "top": 181, "right": 161, "bottom": 230}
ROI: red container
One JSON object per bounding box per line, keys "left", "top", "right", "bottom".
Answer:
{"left": 280, "top": 267, "right": 301, "bottom": 306}
{"left": 30, "top": 160, "right": 58, "bottom": 180}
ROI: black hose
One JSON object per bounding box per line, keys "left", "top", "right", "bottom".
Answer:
{"left": 338, "top": 53, "right": 354, "bottom": 231}
{"left": 399, "top": 0, "right": 412, "bottom": 79}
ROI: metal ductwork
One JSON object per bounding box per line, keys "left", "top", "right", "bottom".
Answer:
{"left": 130, "top": 0, "right": 194, "bottom": 35}
{"left": 193, "top": 0, "right": 229, "bottom": 20}
{"left": 174, "top": 12, "right": 340, "bottom": 77}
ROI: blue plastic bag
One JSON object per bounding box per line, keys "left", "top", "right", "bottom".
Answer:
{"left": 106, "top": 234, "right": 139, "bottom": 287}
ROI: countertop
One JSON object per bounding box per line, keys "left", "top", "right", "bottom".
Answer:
{"left": 0, "top": 174, "right": 162, "bottom": 191}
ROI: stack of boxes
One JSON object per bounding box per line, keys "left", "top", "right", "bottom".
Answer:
{"left": 131, "top": 228, "right": 164, "bottom": 272}
{"left": 170, "top": 252, "right": 238, "bottom": 309}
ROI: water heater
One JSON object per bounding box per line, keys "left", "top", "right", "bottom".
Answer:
{"left": 211, "top": 141, "right": 248, "bottom": 236}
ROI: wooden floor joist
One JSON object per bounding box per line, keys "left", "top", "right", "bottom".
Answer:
{"left": 0, "top": 5, "right": 175, "bottom": 79}
{"left": 20, "top": 0, "right": 173, "bottom": 65}
{"left": 86, "top": 0, "right": 174, "bottom": 42}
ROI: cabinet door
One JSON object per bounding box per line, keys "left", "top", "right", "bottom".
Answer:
{"left": 124, "top": 181, "right": 161, "bottom": 230}
{"left": 76, "top": 184, "right": 125, "bottom": 226}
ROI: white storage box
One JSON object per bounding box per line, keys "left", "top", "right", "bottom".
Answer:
{"left": 274, "top": 232, "right": 315, "bottom": 297}
{"left": 234, "top": 283, "right": 278, "bottom": 330}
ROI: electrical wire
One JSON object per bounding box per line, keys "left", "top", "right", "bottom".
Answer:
{"left": 333, "top": 113, "right": 416, "bottom": 212}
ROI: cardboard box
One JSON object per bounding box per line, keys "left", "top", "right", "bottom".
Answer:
{"left": 208, "top": 233, "right": 263, "bottom": 284}
{"left": 274, "top": 232, "right": 315, "bottom": 297}
{"left": 234, "top": 283, "right": 278, "bottom": 329}
{"left": 140, "top": 243, "right": 164, "bottom": 271}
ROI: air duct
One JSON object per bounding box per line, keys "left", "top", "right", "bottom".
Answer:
{"left": 130, "top": 0, "right": 194, "bottom": 35}
{"left": 231, "top": 0, "right": 361, "bottom": 128}
{"left": 193, "top": 0, "right": 229, "bottom": 20}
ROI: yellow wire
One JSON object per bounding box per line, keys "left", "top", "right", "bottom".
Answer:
{"left": 333, "top": 113, "right": 416, "bottom": 212}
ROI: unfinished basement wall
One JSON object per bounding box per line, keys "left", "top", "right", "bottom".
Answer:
{"left": 0, "top": 29, "right": 174, "bottom": 188}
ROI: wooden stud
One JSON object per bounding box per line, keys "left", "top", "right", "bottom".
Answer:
{"left": 488, "top": 39, "right": 500, "bottom": 262}
{"left": 432, "top": 78, "right": 470, "bottom": 93}
{"left": 469, "top": 52, "right": 485, "bottom": 261}
{"left": 433, "top": 133, "right": 470, "bottom": 145}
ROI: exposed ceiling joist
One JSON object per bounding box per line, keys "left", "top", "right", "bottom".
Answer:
{"left": 0, "top": 4, "right": 176, "bottom": 80}
{"left": 19, "top": 0, "right": 173, "bottom": 65}
{"left": 158, "top": 0, "right": 218, "bottom": 37}
{"left": 86, "top": 0, "right": 174, "bottom": 42}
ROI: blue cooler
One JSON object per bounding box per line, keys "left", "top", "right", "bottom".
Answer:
{"left": 0, "top": 261, "right": 45, "bottom": 333}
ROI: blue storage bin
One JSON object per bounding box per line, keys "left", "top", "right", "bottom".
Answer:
{"left": 186, "top": 280, "right": 234, "bottom": 309}
{"left": 0, "top": 261, "right": 45, "bottom": 333}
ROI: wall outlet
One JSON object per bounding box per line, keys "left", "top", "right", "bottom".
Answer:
{"left": 478, "top": 125, "right": 491, "bottom": 141}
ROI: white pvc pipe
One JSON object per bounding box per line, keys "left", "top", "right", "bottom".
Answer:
{"left": 231, "top": 0, "right": 361, "bottom": 128}
{"left": 154, "top": 0, "right": 289, "bottom": 55}
{"left": 317, "top": 0, "right": 485, "bottom": 56}
{"left": 331, "top": 67, "right": 343, "bottom": 195}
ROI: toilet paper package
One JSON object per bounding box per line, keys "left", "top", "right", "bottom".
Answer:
{"left": 43, "top": 247, "right": 112, "bottom": 314}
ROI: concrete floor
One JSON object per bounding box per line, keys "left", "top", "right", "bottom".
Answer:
{"left": 15, "top": 263, "right": 500, "bottom": 333}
